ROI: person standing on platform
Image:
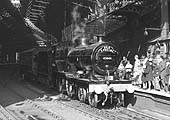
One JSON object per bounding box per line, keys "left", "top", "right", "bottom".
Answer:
{"left": 159, "top": 56, "right": 167, "bottom": 92}
{"left": 153, "top": 60, "right": 161, "bottom": 90}
{"left": 125, "top": 60, "right": 133, "bottom": 80}
{"left": 168, "top": 55, "right": 170, "bottom": 93}
{"left": 133, "top": 55, "right": 141, "bottom": 85}
{"left": 118, "top": 56, "right": 127, "bottom": 79}
{"left": 121, "top": 56, "right": 128, "bottom": 68}
{"left": 140, "top": 55, "right": 148, "bottom": 88}
{"left": 117, "top": 62, "right": 125, "bottom": 80}
{"left": 142, "top": 58, "right": 154, "bottom": 90}
{"left": 164, "top": 56, "right": 170, "bottom": 93}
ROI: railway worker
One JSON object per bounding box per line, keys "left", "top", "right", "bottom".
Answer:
{"left": 117, "top": 56, "right": 127, "bottom": 79}
{"left": 125, "top": 60, "right": 133, "bottom": 80}
{"left": 132, "top": 55, "right": 141, "bottom": 85}
{"left": 51, "top": 61, "right": 57, "bottom": 89}
{"left": 118, "top": 56, "right": 128, "bottom": 79}
{"left": 121, "top": 56, "right": 128, "bottom": 67}
{"left": 117, "top": 62, "right": 125, "bottom": 80}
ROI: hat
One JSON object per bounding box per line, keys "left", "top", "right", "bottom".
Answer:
{"left": 135, "top": 55, "right": 138, "bottom": 58}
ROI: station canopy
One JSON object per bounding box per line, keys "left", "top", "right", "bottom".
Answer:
{"left": 148, "top": 33, "right": 170, "bottom": 44}
{"left": 0, "top": 0, "right": 163, "bottom": 51}
{"left": 0, "top": 0, "right": 53, "bottom": 51}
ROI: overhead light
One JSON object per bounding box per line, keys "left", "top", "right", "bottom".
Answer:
{"left": 144, "top": 28, "right": 148, "bottom": 36}
{"left": 10, "top": 0, "right": 21, "bottom": 8}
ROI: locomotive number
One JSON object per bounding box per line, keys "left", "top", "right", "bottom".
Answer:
{"left": 105, "top": 76, "right": 113, "bottom": 80}
{"left": 102, "top": 57, "right": 112, "bottom": 60}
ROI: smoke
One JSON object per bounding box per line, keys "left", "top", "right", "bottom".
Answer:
{"left": 72, "top": 6, "right": 80, "bottom": 23}
{"left": 71, "top": 6, "right": 86, "bottom": 44}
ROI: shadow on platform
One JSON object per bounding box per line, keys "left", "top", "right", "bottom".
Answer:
{"left": 126, "top": 86, "right": 170, "bottom": 120}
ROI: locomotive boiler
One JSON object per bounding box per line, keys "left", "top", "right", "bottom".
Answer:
{"left": 67, "top": 39, "right": 118, "bottom": 78}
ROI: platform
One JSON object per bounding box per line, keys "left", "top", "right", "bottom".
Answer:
{"left": 126, "top": 86, "right": 170, "bottom": 120}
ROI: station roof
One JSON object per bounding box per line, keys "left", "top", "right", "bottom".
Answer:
{"left": 148, "top": 33, "right": 170, "bottom": 44}
{"left": 0, "top": 0, "right": 57, "bottom": 52}
{"left": 0, "top": 0, "right": 164, "bottom": 52}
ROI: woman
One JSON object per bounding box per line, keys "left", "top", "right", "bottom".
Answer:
{"left": 133, "top": 55, "right": 141, "bottom": 85}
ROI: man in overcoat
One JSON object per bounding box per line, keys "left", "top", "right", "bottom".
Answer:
{"left": 164, "top": 60, "right": 170, "bottom": 92}
{"left": 159, "top": 56, "right": 166, "bottom": 91}
{"left": 142, "top": 59, "right": 153, "bottom": 90}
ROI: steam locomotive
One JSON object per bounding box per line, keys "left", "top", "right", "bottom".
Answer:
{"left": 19, "top": 37, "right": 134, "bottom": 107}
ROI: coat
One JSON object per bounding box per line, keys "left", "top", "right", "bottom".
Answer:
{"left": 164, "top": 64, "right": 170, "bottom": 84}
{"left": 159, "top": 60, "right": 166, "bottom": 81}
{"left": 153, "top": 65, "right": 160, "bottom": 77}
{"left": 142, "top": 61, "right": 153, "bottom": 82}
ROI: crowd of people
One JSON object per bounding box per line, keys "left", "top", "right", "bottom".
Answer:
{"left": 117, "top": 53, "right": 170, "bottom": 93}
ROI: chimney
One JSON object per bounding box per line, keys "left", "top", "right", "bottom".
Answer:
{"left": 80, "top": 37, "right": 87, "bottom": 46}
{"left": 98, "top": 36, "right": 103, "bottom": 42}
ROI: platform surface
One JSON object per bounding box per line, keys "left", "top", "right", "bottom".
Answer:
{"left": 127, "top": 85, "right": 170, "bottom": 120}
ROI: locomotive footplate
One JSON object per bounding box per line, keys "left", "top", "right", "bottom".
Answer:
{"left": 59, "top": 71, "right": 134, "bottom": 94}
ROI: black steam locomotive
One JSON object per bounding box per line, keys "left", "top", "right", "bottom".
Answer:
{"left": 19, "top": 38, "right": 134, "bottom": 107}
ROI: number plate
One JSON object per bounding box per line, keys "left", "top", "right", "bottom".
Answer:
{"left": 105, "top": 76, "right": 113, "bottom": 80}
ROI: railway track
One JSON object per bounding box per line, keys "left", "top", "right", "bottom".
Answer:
{"left": 8, "top": 99, "right": 65, "bottom": 120}
{"left": 0, "top": 105, "right": 18, "bottom": 120}
{"left": 53, "top": 94, "right": 160, "bottom": 120}
{"left": 0, "top": 81, "right": 106, "bottom": 120}
{"left": 1, "top": 81, "right": 66, "bottom": 120}
{"left": 0, "top": 80, "right": 162, "bottom": 120}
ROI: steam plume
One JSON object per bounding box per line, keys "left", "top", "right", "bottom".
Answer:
{"left": 71, "top": 6, "right": 86, "bottom": 45}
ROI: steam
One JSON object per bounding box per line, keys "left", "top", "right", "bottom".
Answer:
{"left": 72, "top": 6, "right": 80, "bottom": 23}
{"left": 71, "top": 6, "right": 86, "bottom": 44}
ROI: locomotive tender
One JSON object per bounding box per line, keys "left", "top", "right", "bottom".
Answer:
{"left": 19, "top": 37, "right": 134, "bottom": 107}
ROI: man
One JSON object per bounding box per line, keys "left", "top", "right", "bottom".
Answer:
{"left": 142, "top": 58, "right": 154, "bottom": 90}
{"left": 159, "top": 55, "right": 166, "bottom": 91}
{"left": 121, "top": 56, "right": 128, "bottom": 67}
{"left": 125, "top": 60, "right": 133, "bottom": 80}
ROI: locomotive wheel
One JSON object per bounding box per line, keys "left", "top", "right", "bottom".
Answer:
{"left": 58, "top": 79, "right": 63, "bottom": 93}
{"left": 88, "top": 92, "right": 98, "bottom": 107}
{"left": 78, "top": 87, "right": 87, "bottom": 102}
{"left": 58, "top": 78, "right": 65, "bottom": 93}
{"left": 66, "top": 80, "right": 73, "bottom": 97}
{"left": 119, "top": 93, "right": 125, "bottom": 107}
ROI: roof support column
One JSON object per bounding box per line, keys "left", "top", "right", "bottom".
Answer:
{"left": 161, "top": 0, "right": 169, "bottom": 54}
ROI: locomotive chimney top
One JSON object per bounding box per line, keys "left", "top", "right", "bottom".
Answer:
{"left": 98, "top": 35, "right": 104, "bottom": 42}
{"left": 98, "top": 37, "right": 103, "bottom": 42}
